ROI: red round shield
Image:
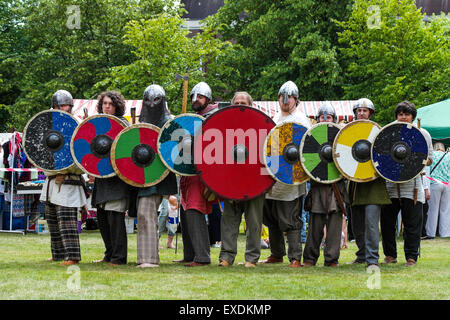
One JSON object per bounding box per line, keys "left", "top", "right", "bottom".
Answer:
{"left": 194, "top": 106, "right": 276, "bottom": 201}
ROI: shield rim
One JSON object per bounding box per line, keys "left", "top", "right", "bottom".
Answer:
{"left": 157, "top": 113, "right": 205, "bottom": 177}
{"left": 194, "top": 105, "right": 276, "bottom": 201}
{"left": 263, "top": 121, "right": 310, "bottom": 185}
{"left": 70, "top": 114, "right": 127, "bottom": 178}
{"left": 371, "top": 121, "right": 428, "bottom": 183}
{"left": 23, "top": 109, "right": 79, "bottom": 173}
{"left": 111, "top": 123, "right": 169, "bottom": 188}
{"left": 332, "top": 119, "right": 381, "bottom": 183}
{"left": 299, "top": 122, "right": 343, "bottom": 184}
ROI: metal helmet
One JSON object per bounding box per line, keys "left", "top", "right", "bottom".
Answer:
{"left": 316, "top": 102, "right": 337, "bottom": 123}
{"left": 353, "top": 98, "right": 375, "bottom": 115}
{"left": 143, "top": 84, "right": 166, "bottom": 108}
{"left": 52, "top": 90, "right": 73, "bottom": 109}
{"left": 139, "top": 84, "right": 171, "bottom": 127}
{"left": 190, "top": 82, "right": 212, "bottom": 104}
{"left": 278, "top": 81, "right": 299, "bottom": 105}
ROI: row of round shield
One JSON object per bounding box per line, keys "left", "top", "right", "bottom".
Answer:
{"left": 264, "top": 119, "right": 429, "bottom": 185}
{"left": 22, "top": 107, "right": 275, "bottom": 201}
{"left": 23, "top": 108, "right": 429, "bottom": 201}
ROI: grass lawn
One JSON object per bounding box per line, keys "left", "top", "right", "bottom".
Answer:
{"left": 0, "top": 230, "right": 449, "bottom": 300}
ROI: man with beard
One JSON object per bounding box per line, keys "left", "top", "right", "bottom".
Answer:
{"left": 136, "top": 84, "right": 178, "bottom": 268}
{"left": 261, "top": 81, "right": 311, "bottom": 267}
{"left": 173, "top": 82, "right": 218, "bottom": 266}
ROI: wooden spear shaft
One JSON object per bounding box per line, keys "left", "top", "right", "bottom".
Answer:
{"left": 131, "top": 107, "right": 136, "bottom": 124}
{"left": 176, "top": 74, "right": 189, "bottom": 253}
{"left": 181, "top": 75, "right": 189, "bottom": 114}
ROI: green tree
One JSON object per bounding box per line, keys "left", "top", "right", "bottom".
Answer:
{"left": 0, "top": 0, "right": 29, "bottom": 108}
{"left": 336, "top": 0, "right": 450, "bottom": 124}
{"left": 95, "top": 13, "right": 228, "bottom": 114}
{"left": 1, "top": 0, "right": 179, "bottom": 130}
{"left": 203, "top": 0, "right": 353, "bottom": 102}
{"left": 0, "top": 104, "right": 11, "bottom": 132}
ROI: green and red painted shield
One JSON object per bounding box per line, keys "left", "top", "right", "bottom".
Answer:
{"left": 111, "top": 124, "right": 169, "bottom": 187}
{"left": 300, "top": 122, "right": 342, "bottom": 184}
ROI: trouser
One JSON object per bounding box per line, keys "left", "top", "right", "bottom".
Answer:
{"left": 208, "top": 203, "right": 222, "bottom": 245}
{"left": 351, "top": 206, "right": 366, "bottom": 262}
{"left": 303, "top": 212, "right": 342, "bottom": 266}
{"left": 158, "top": 198, "right": 177, "bottom": 238}
{"left": 301, "top": 206, "right": 309, "bottom": 243}
{"left": 381, "top": 198, "right": 422, "bottom": 261}
{"left": 96, "top": 207, "right": 127, "bottom": 264}
{"left": 46, "top": 203, "right": 81, "bottom": 261}
{"left": 351, "top": 205, "right": 381, "bottom": 265}
{"left": 180, "top": 208, "right": 211, "bottom": 263}
{"left": 137, "top": 195, "right": 162, "bottom": 264}
{"left": 422, "top": 201, "right": 428, "bottom": 237}
{"left": 347, "top": 207, "right": 355, "bottom": 241}
{"left": 426, "top": 183, "right": 450, "bottom": 237}
{"left": 301, "top": 182, "right": 311, "bottom": 242}
{"left": 263, "top": 197, "right": 303, "bottom": 262}
{"left": 219, "top": 194, "right": 265, "bottom": 264}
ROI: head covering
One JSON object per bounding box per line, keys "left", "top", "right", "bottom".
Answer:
{"left": 52, "top": 90, "right": 73, "bottom": 111}
{"left": 139, "top": 84, "right": 171, "bottom": 127}
{"left": 316, "top": 102, "right": 337, "bottom": 123}
{"left": 190, "top": 82, "right": 212, "bottom": 104}
{"left": 353, "top": 98, "right": 375, "bottom": 115}
{"left": 278, "top": 81, "right": 299, "bottom": 105}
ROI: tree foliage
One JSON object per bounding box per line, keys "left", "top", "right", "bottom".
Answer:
{"left": 0, "top": 0, "right": 180, "bottom": 130}
{"left": 203, "top": 0, "right": 353, "bottom": 102}
{"left": 336, "top": 0, "right": 450, "bottom": 124}
{"left": 94, "top": 13, "right": 229, "bottom": 114}
{"left": 0, "top": 0, "right": 448, "bottom": 130}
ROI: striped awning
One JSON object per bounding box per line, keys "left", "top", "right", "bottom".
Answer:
{"left": 73, "top": 99, "right": 356, "bottom": 122}
{"left": 72, "top": 99, "right": 143, "bottom": 121}
{"left": 253, "top": 100, "right": 356, "bottom": 122}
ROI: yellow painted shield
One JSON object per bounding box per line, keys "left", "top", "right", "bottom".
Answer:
{"left": 264, "top": 121, "right": 309, "bottom": 185}
{"left": 333, "top": 120, "right": 381, "bottom": 182}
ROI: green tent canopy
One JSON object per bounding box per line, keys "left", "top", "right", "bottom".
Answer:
{"left": 416, "top": 99, "right": 450, "bottom": 147}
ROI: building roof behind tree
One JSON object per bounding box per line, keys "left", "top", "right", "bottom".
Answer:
{"left": 181, "top": 0, "right": 224, "bottom": 19}
{"left": 416, "top": 0, "right": 449, "bottom": 15}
